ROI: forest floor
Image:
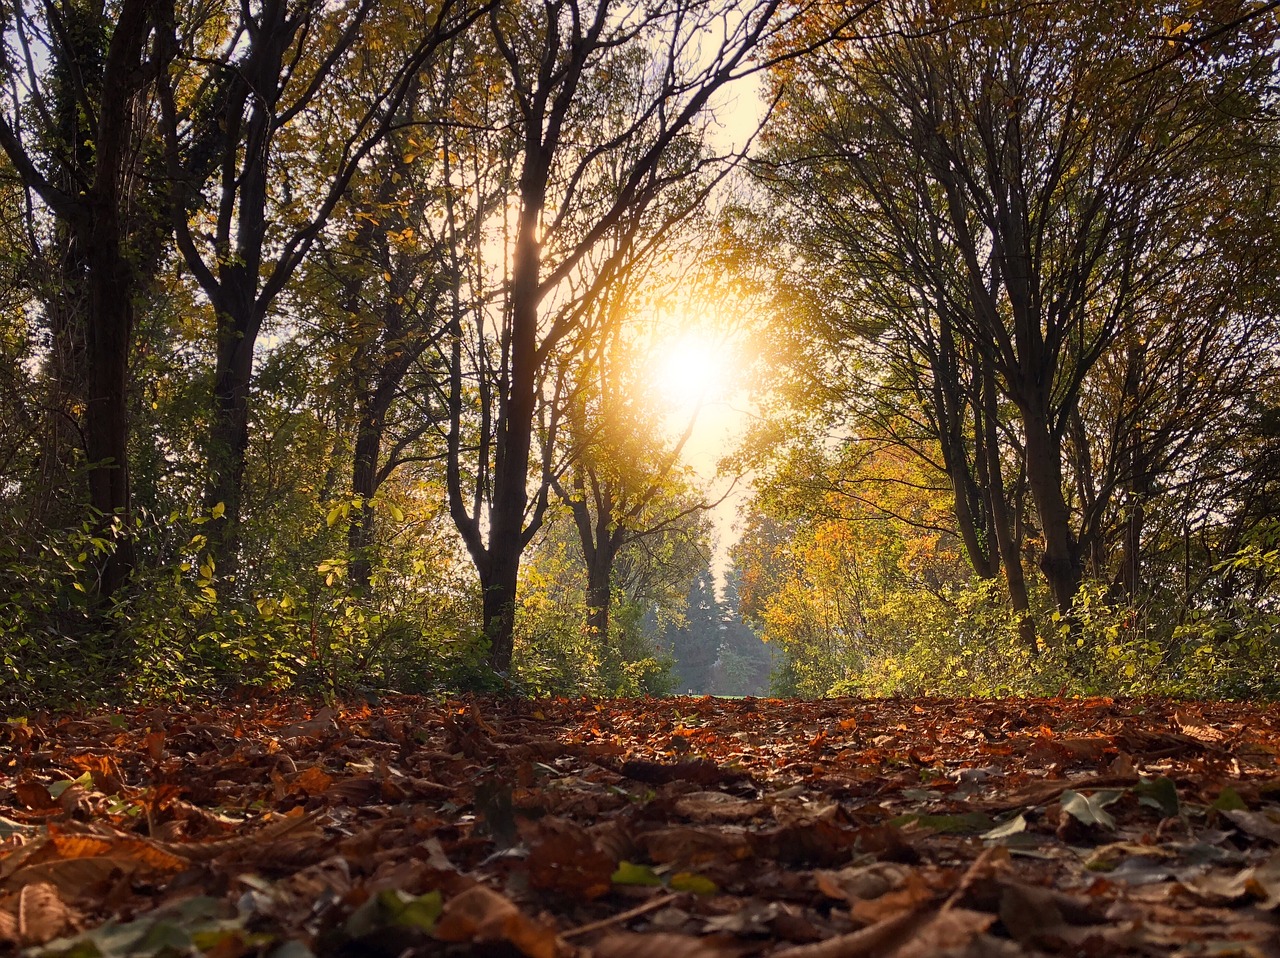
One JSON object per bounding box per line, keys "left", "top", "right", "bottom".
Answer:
{"left": 2, "top": 694, "right": 1280, "bottom": 957}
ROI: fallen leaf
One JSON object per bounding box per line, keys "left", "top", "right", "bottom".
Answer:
{"left": 1222, "top": 808, "right": 1280, "bottom": 844}
{"left": 17, "top": 883, "right": 78, "bottom": 945}
{"left": 434, "top": 885, "right": 561, "bottom": 958}
{"left": 594, "top": 932, "right": 742, "bottom": 958}
{"left": 1059, "top": 789, "right": 1123, "bottom": 830}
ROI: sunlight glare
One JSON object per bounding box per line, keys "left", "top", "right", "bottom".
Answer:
{"left": 649, "top": 332, "right": 728, "bottom": 417}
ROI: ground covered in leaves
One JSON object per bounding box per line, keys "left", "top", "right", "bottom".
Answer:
{"left": 3, "top": 695, "right": 1280, "bottom": 957}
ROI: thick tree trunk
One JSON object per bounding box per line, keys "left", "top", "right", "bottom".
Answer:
{"left": 84, "top": 200, "right": 136, "bottom": 598}
{"left": 1022, "top": 408, "right": 1081, "bottom": 615}
{"left": 348, "top": 410, "right": 384, "bottom": 590}
{"left": 481, "top": 547, "right": 521, "bottom": 671}
{"left": 483, "top": 198, "right": 543, "bottom": 671}
{"left": 206, "top": 316, "right": 256, "bottom": 580}
{"left": 585, "top": 545, "right": 617, "bottom": 643}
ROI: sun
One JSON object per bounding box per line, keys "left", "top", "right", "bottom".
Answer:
{"left": 648, "top": 331, "right": 730, "bottom": 418}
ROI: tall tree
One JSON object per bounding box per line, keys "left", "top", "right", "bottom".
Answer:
{"left": 0, "top": 0, "right": 182, "bottom": 597}
{"left": 157, "top": 0, "right": 483, "bottom": 578}
{"left": 438, "top": 0, "right": 837, "bottom": 671}
{"left": 757, "top": 0, "right": 1276, "bottom": 619}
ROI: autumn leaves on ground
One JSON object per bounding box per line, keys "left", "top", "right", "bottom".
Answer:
{"left": 2, "top": 696, "right": 1280, "bottom": 957}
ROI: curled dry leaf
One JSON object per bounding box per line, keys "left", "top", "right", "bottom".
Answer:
{"left": 848, "top": 871, "right": 936, "bottom": 925}
{"left": 771, "top": 908, "right": 923, "bottom": 958}
{"left": 640, "top": 826, "right": 754, "bottom": 868}
{"left": 816, "top": 863, "right": 915, "bottom": 906}
{"left": 672, "top": 792, "right": 766, "bottom": 823}
{"left": 17, "top": 881, "right": 79, "bottom": 945}
{"left": 434, "top": 884, "right": 563, "bottom": 958}
{"left": 888, "top": 908, "right": 996, "bottom": 958}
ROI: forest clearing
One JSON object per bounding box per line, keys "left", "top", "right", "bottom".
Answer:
{"left": 3, "top": 0, "right": 1280, "bottom": 950}
{"left": 3, "top": 694, "right": 1280, "bottom": 956}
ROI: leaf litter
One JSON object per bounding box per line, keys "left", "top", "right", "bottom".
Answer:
{"left": 1, "top": 695, "right": 1279, "bottom": 956}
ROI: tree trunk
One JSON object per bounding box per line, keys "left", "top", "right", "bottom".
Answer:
{"left": 348, "top": 409, "right": 383, "bottom": 590}
{"left": 980, "top": 364, "right": 1037, "bottom": 651}
{"left": 482, "top": 185, "right": 543, "bottom": 671}
{"left": 1022, "top": 408, "right": 1081, "bottom": 615}
{"left": 206, "top": 310, "right": 256, "bottom": 579}
{"left": 481, "top": 546, "right": 521, "bottom": 672}
{"left": 948, "top": 462, "right": 997, "bottom": 579}
{"left": 84, "top": 199, "right": 136, "bottom": 598}
{"left": 585, "top": 557, "right": 611, "bottom": 643}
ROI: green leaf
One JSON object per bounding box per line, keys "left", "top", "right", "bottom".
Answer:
{"left": 611, "top": 861, "right": 664, "bottom": 886}
{"left": 1212, "top": 786, "right": 1248, "bottom": 812}
{"left": 1061, "top": 789, "right": 1123, "bottom": 830}
{"left": 345, "top": 890, "right": 442, "bottom": 937}
{"left": 1134, "top": 776, "right": 1180, "bottom": 817}
{"left": 385, "top": 890, "right": 442, "bottom": 930}
{"left": 669, "top": 872, "right": 717, "bottom": 894}
{"left": 48, "top": 771, "right": 93, "bottom": 798}
{"left": 210, "top": 501, "right": 226, "bottom": 519}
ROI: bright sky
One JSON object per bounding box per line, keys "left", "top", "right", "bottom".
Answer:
{"left": 645, "top": 314, "right": 758, "bottom": 591}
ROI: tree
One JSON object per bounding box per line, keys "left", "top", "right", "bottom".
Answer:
{"left": 438, "top": 0, "right": 832, "bottom": 671}
{"left": 551, "top": 271, "right": 729, "bottom": 644}
{"left": 157, "top": 0, "right": 483, "bottom": 578}
{"left": 0, "top": 0, "right": 180, "bottom": 597}
{"left": 757, "top": 0, "right": 1277, "bottom": 622}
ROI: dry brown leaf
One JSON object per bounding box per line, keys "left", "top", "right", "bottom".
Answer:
{"left": 323, "top": 774, "right": 383, "bottom": 806}
{"left": 17, "top": 881, "right": 78, "bottom": 945}
{"left": 150, "top": 807, "right": 325, "bottom": 862}
{"left": 0, "top": 903, "right": 17, "bottom": 945}
{"left": 526, "top": 819, "right": 615, "bottom": 900}
{"left": 672, "top": 792, "right": 765, "bottom": 823}
{"left": 849, "top": 872, "right": 935, "bottom": 925}
{"left": 291, "top": 765, "right": 335, "bottom": 796}
{"left": 143, "top": 730, "right": 166, "bottom": 761}
{"left": 815, "top": 863, "right": 914, "bottom": 904}
{"left": 1174, "top": 712, "right": 1230, "bottom": 744}
{"left": 51, "top": 832, "right": 191, "bottom": 872}
{"left": 3, "top": 856, "right": 143, "bottom": 896}
{"left": 14, "top": 781, "right": 57, "bottom": 812}
{"left": 435, "top": 885, "right": 562, "bottom": 958}
{"left": 592, "top": 931, "right": 743, "bottom": 958}
{"left": 887, "top": 908, "right": 995, "bottom": 958}
{"left": 640, "top": 826, "right": 754, "bottom": 867}
{"left": 771, "top": 908, "right": 922, "bottom": 958}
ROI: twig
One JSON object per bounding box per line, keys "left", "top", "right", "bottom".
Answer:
{"left": 562, "top": 893, "right": 680, "bottom": 940}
